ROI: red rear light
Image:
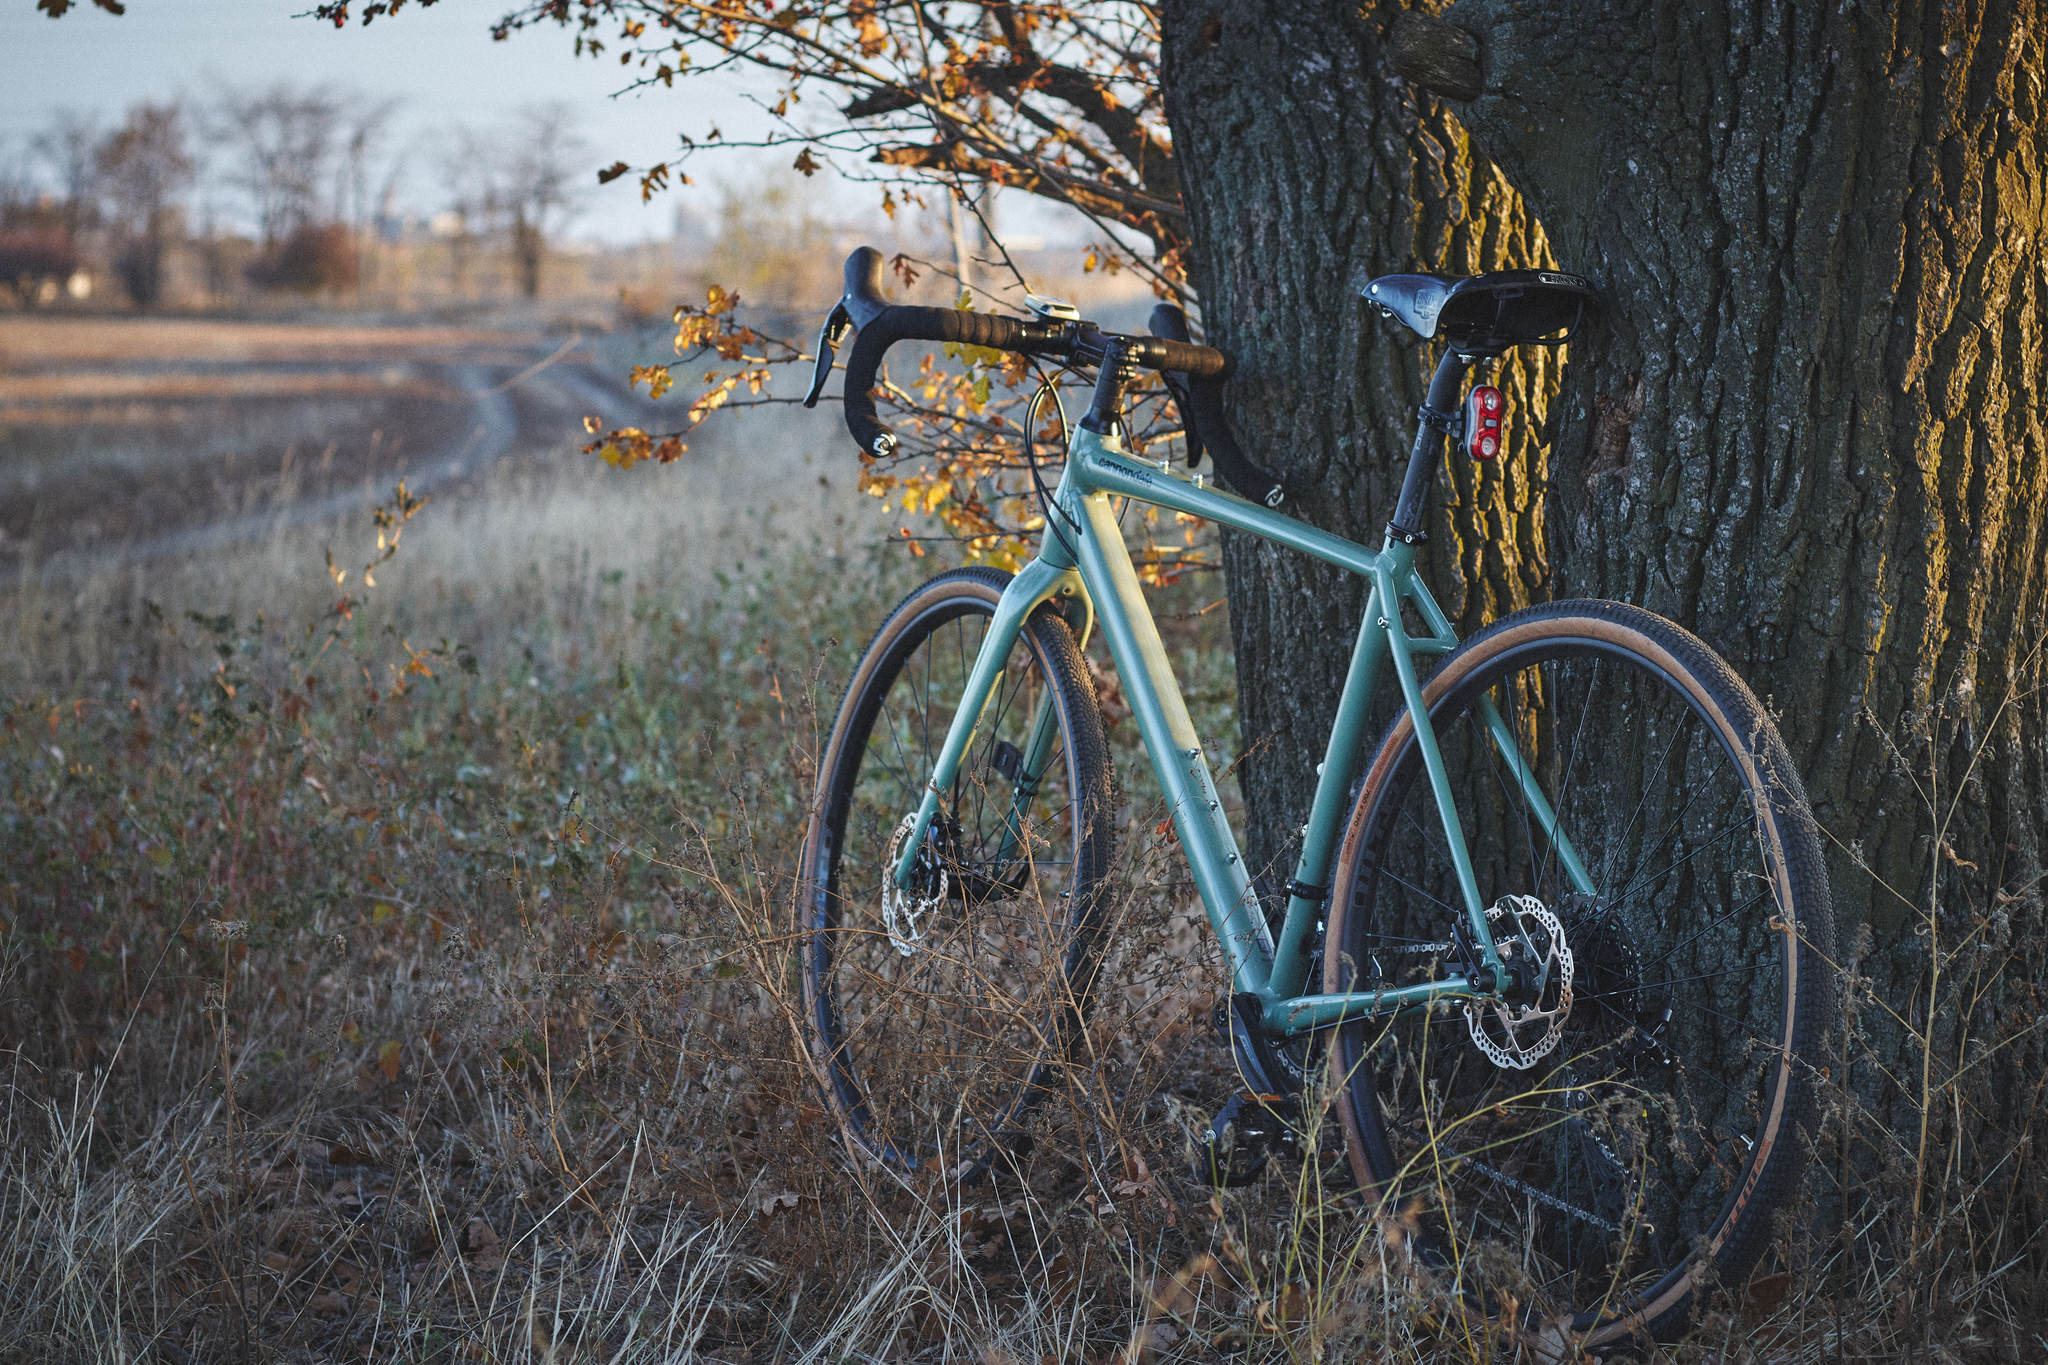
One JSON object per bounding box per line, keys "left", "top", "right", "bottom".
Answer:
{"left": 1466, "top": 385, "right": 1504, "bottom": 460}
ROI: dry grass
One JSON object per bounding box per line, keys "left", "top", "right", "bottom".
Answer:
{"left": 3, "top": 338, "right": 2046, "bottom": 1362}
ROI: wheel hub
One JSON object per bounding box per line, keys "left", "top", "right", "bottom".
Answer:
{"left": 1464, "top": 894, "right": 1574, "bottom": 1069}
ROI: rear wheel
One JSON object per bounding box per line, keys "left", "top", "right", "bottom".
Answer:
{"left": 799, "top": 568, "right": 1114, "bottom": 1179}
{"left": 1325, "top": 600, "right": 1836, "bottom": 1348}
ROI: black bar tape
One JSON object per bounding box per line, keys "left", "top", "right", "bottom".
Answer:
{"left": 1185, "top": 373, "right": 1286, "bottom": 507}
{"left": 1148, "top": 305, "right": 1207, "bottom": 468}
{"left": 841, "top": 306, "right": 1029, "bottom": 459}
{"left": 1130, "top": 335, "right": 1230, "bottom": 378}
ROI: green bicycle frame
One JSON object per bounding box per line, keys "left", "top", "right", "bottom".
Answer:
{"left": 890, "top": 420, "right": 1597, "bottom": 1042}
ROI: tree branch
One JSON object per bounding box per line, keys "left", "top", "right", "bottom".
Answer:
{"left": 871, "top": 140, "right": 1185, "bottom": 235}
{"left": 843, "top": 59, "right": 1177, "bottom": 201}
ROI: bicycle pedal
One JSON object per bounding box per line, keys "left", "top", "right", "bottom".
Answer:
{"left": 1195, "top": 1091, "right": 1302, "bottom": 1188}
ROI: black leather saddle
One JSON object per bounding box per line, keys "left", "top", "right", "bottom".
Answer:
{"left": 1363, "top": 269, "right": 1598, "bottom": 353}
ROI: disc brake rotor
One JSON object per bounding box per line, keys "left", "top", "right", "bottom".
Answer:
{"left": 1464, "top": 894, "right": 1574, "bottom": 1069}
{"left": 881, "top": 814, "right": 949, "bottom": 956}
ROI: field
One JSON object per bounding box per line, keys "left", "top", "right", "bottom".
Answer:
{"left": 2, "top": 309, "right": 2043, "bottom": 1362}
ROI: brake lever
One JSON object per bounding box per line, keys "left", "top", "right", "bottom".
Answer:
{"left": 802, "top": 303, "right": 852, "bottom": 408}
{"left": 1160, "top": 370, "right": 1206, "bottom": 468}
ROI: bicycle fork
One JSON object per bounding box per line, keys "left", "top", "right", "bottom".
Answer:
{"left": 888, "top": 556, "right": 1082, "bottom": 892}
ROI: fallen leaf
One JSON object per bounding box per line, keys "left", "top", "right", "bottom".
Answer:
{"left": 463, "top": 1216, "right": 501, "bottom": 1257}
{"left": 753, "top": 1189, "right": 801, "bottom": 1217}
{"left": 1742, "top": 1269, "right": 1794, "bottom": 1324}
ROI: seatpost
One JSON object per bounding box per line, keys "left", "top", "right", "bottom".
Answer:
{"left": 1386, "top": 348, "right": 1473, "bottom": 544}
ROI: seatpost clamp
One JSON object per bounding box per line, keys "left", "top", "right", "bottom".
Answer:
{"left": 1415, "top": 403, "right": 1460, "bottom": 433}
{"left": 1385, "top": 521, "right": 1429, "bottom": 546}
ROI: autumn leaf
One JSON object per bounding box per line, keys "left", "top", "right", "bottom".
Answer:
{"left": 752, "top": 1189, "right": 801, "bottom": 1216}
{"left": 376, "top": 1039, "right": 402, "bottom": 1081}
{"left": 792, "top": 147, "right": 821, "bottom": 176}
{"left": 853, "top": 9, "right": 886, "bottom": 55}
{"left": 596, "top": 160, "right": 630, "bottom": 184}
{"left": 629, "top": 364, "right": 674, "bottom": 399}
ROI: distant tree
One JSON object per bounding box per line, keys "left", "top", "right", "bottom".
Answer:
{"left": 0, "top": 143, "right": 40, "bottom": 229}
{"left": 430, "top": 107, "right": 583, "bottom": 300}
{"left": 435, "top": 127, "right": 496, "bottom": 296}
{"left": 96, "top": 102, "right": 193, "bottom": 308}
{"left": 497, "top": 104, "right": 582, "bottom": 299}
{"left": 333, "top": 98, "right": 402, "bottom": 293}
{"left": 245, "top": 221, "right": 359, "bottom": 293}
{"left": 211, "top": 85, "right": 343, "bottom": 250}
{"left": 701, "top": 176, "right": 838, "bottom": 310}
{"left": 28, "top": 110, "right": 102, "bottom": 239}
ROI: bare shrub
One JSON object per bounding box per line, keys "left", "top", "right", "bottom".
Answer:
{"left": 247, "top": 222, "right": 359, "bottom": 293}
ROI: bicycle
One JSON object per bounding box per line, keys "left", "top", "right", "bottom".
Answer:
{"left": 793, "top": 246, "right": 1837, "bottom": 1349}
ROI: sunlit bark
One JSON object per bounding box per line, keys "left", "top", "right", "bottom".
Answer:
{"left": 1159, "top": 0, "right": 1558, "bottom": 894}
{"left": 1378, "top": 0, "right": 2048, "bottom": 1219}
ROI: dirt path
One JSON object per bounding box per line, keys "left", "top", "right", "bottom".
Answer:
{"left": 0, "top": 313, "right": 664, "bottom": 582}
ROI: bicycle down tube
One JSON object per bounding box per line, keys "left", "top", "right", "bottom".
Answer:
{"left": 886, "top": 418, "right": 1599, "bottom": 1039}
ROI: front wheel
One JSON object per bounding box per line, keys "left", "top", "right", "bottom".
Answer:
{"left": 799, "top": 568, "right": 1115, "bottom": 1180}
{"left": 1325, "top": 600, "right": 1836, "bottom": 1349}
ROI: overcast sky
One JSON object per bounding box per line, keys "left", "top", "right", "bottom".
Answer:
{"left": 0, "top": 0, "right": 848, "bottom": 243}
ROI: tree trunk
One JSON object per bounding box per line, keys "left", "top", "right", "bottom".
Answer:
{"left": 1430, "top": 0, "right": 2045, "bottom": 1156}
{"left": 1163, "top": 0, "right": 2048, "bottom": 1255}
{"left": 1159, "top": 0, "right": 1560, "bottom": 893}
{"left": 513, "top": 213, "right": 544, "bottom": 299}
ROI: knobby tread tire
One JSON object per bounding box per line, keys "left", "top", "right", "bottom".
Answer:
{"left": 798, "top": 567, "right": 1115, "bottom": 1179}
{"left": 1324, "top": 598, "right": 1838, "bottom": 1350}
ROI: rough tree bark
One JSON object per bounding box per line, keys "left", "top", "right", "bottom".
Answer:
{"left": 1159, "top": 0, "right": 1561, "bottom": 890}
{"left": 1164, "top": 0, "right": 2048, "bottom": 1234}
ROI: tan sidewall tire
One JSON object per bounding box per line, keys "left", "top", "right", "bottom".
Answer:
{"left": 1322, "top": 599, "right": 1836, "bottom": 1349}
{"left": 796, "top": 568, "right": 1114, "bottom": 1178}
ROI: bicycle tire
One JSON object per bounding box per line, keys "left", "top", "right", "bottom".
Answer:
{"left": 1324, "top": 599, "right": 1836, "bottom": 1349}
{"left": 799, "top": 567, "right": 1115, "bottom": 1179}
